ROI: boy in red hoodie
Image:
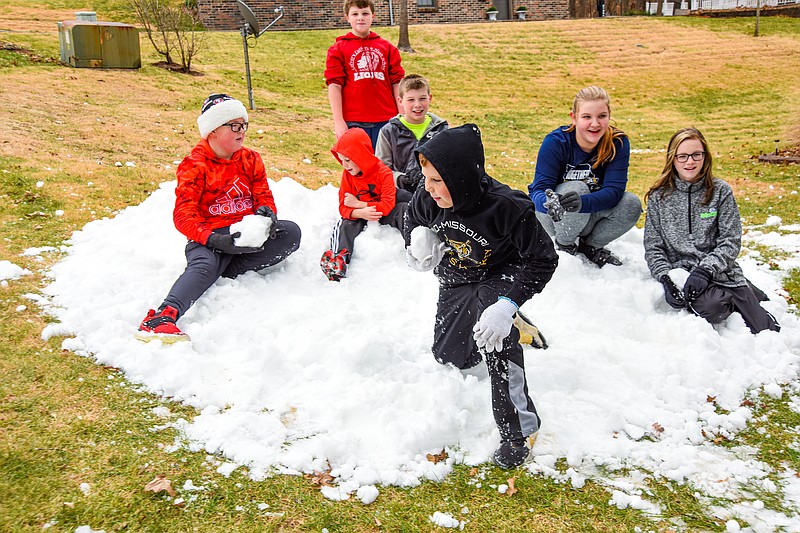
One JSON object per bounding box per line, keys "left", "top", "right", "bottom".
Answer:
{"left": 320, "top": 127, "right": 410, "bottom": 281}
{"left": 136, "top": 94, "right": 301, "bottom": 342}
{"left": 324, "top": 0, "right": 405, "bottom": 150}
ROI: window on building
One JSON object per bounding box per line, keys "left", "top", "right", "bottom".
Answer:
{"left": 417, "top": 0, "right": 436, "bottom": 7}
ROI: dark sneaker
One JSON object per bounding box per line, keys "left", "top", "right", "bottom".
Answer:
{"left": 555, "top": 240, "right": 578, "bottom": 255}
{"left": 493, "top": 433, "right": 538, "bottom": 469}
{"left": 136, "top": 305, "right": 188, "bottom": 343}
{"left": 320, "top": 249, "right": 349, "bottom": 281}
{"left": 513, "top": 311, "right": 548, "bottom": 349}
{"left": 578, "top": 240, "right": 622, "bottom": 267}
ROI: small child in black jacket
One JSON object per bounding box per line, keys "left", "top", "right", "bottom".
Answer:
{"left": 405, "top": 124, "right": 558, "bottom": 468}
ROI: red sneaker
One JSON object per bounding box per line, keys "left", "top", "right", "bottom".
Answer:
{"left": 135, "top": 305, "right": 189, "bottom": 343}
{"left": 320, "top": 249, "right": 348, "bottom": 281}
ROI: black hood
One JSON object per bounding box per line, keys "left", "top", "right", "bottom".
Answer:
{"left": 416, "top": 123, "right": 488, "bottom": 213}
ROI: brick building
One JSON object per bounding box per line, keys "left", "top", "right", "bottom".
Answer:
{"left": 198, "top": 0, "right": 572, "bottom": 32}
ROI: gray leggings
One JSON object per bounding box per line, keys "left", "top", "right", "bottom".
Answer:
{"left": 535, "top": 181, "right": 642, "bottom": 248}
{"left": 162, "top": 220, "right": 301, "bottom": 317}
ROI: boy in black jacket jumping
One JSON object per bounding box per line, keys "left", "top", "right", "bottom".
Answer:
{"left": 405, "top": 124, "right": 558, "bottom": 468}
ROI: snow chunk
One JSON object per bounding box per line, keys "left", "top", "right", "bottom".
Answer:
{"left": 764, "top": 216, "right": 781, "bottom": 227}
{"left": 429, "top": 511, "right": 463, "bottom": 529}
{"left": 0, "top": 260, "right": 31, "bottom": 281}
{"left": 230, "top": 214, "right": 271, "bottom": 248}
{"left": 356, "top": 484, "right": 379, "bottom": 504}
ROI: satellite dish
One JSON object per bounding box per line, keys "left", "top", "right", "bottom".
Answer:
{"left": 236, "top": 0, "right": 260, "bottom": 36}
{"left": 235, "top": 1, "right": 285, "bottom": 110}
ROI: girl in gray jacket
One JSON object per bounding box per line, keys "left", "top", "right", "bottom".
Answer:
{"left": 644, "top": 128, "right": 779, "bottom": 334}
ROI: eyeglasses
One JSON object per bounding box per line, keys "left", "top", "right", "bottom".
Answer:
{"left": 221, "top": 122, "right": 248, "bottom": 133}
{"left": 675, "top": 151, "right": 705, "bottom": 163}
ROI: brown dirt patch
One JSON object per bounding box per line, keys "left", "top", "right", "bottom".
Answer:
{"left": 0, "top": 5, "right": 78, "bottom": 33}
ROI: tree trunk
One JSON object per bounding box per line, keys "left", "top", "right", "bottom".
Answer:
{"left": 397, "top": 0, "right": 415, "bottom": 53}
{"left": 754, "top": 0, "right": 761, "bottom": 37}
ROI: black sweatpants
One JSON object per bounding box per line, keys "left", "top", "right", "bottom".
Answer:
{"left": 690, "top": 283, "right": 780, "bottom": 334}
{"left": 328, "top": 190, "right": 411, "bottom": 257}
{"left": 434, "top": 276, "right": 541, "bottom": 442}
{"left": 162, "top": 220, "right": 301, "bottom": 317}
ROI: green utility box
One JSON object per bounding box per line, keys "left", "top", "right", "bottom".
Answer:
{"left": 57, "top": 20, "right": 141, "bottom": 69}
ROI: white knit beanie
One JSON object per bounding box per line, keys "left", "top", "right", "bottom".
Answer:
{"left": 197, "top": 93, "right": 248, "bottom": 139}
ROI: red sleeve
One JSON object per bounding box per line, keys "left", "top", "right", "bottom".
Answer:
{"left": 368, "top": 165, "right": 396, "bottom": 217}
{"left": 339, "top": 172, "right": 356, "bottom": 219}
{"left": 387, "top": 43, "right": 405, "bottom": 85}
{"left": 248, "top": 150, "right": 277, "bottom": 215}
{"left": 324, "top": 42, "right": 346, "bottom": 87}
{"left": 173, "top": 161, "right": 213, "bottom": 245}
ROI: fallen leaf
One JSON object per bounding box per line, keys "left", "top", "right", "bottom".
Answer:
{"left": 306, "top": 470, "right": 334, "bottom": 487}
{"left": 426, "top": 449, "right": 447, "bottom": 464}
{"left": 706, "top": 395, "right": 717, "bottom": 404}
{"left": 144, "top": 475, "right": 176, "bottom": 497}
{"left": 469, "top": 468, "right": 478, "bottom": 476}
{"left": 375, "top": 517, "right": 382, "bottom": 526}
{"left": 652, "top": 422, "right": 665, "bottom": 434}
{"left": 740, "top": 399, "right": 755, "bottom": 407}
{"left": 506, "top": 477, "right": 517, "bottom": 497}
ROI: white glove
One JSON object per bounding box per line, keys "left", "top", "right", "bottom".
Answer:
{"left": 473, "top": 297, "right": 518, "bottom": 353}
{"left": 407, "top": 227, "right": 449, "bottom": 272}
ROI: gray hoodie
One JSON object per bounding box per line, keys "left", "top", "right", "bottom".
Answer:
{"left": 644, "top": 176, "right": 746, "bottom": 287}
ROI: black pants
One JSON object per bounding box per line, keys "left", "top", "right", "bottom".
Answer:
{"left": 690, "top": 283, "right": 780, "bottom": 334}
{"left": 162, "top": 220, "right": 301, "bottom": 316}
{"left": 328, "top": 190, "right": 411, "bottom": 257}
{"left": 434, "top": 276, "right": 541, "bottom": 442}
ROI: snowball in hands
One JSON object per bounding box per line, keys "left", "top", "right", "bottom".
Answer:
{"left": 230, "top": 214, "right": 272, "bottom": 248}
{"left": 408, "top": 227, "right": 449, "bottom": 272}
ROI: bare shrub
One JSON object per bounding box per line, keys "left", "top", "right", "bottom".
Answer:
{"left": 130, "top": 0, "right": 204, "bottom": 73}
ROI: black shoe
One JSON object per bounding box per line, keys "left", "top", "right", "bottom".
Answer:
{"left": 578, "top": 239, "right": 622, "bottom": 267}
{"left": 555, "top": 240, "right": 578, "bottom": 255}
{"left": 493, "top": 433, "right": 537, "bottom": 469}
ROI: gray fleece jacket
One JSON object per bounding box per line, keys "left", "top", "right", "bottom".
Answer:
{"left": 375, "top": 113, "right": 448, "bottom": 187}
{"left": 644, "top": 176, "right": 747, "bottom": 287}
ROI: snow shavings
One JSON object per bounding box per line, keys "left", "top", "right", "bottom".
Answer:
{"left": 36, "top": 178, "right": 800, "bottom": 529}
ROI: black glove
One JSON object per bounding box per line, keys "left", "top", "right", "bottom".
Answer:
{"left": 206, "top": 231, "right": 261, "bottom": 255}
{"left": 559, "top": 191, "right": 582, "bottom": 212}
{"left": 660, "top": 275, "right": 686, "bottom": 309}
{"left": 683, "top": 266, "right": 712, "bottom": 302}
{"left": 399, "top": 167, "right": 423, "bottom": 192}
{"left": 255, "top": 205, "right": 278, "bottom": 239}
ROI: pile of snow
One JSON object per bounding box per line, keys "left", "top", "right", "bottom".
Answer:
{"left": 39, "top": 179, "right": 800, "bottom": 529}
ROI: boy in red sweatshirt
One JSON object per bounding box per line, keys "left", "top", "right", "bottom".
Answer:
{"left": 320, "top": 127, "right": 410, "bottom": 281}
{"left": 324, "top": 0, "right": 405, "bottom": 150}
{"left": 136, "top": 93, "right": 301, "bottom": 342}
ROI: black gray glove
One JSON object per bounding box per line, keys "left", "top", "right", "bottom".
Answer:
{"left": 683, "top": 266, "right": 712, "bottom": 302}
{"left": 558, "top": 191, "right": 582, "bottom": 212}
{"left": 399, "top": 167, "right": 424, "bottom": 192}
{"left": 255, "top": 205, "right": 278, "bottom": 239}
{"left": 660, "top": 275, "right": 686, "bottom": 309}
{"left": 206, "top": 231, "right": 262, "bottom": 255}
{"left": 543, "top": 189, "right": 565, "bottom": 222}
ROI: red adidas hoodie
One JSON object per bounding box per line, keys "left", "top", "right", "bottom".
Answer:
{"left": 332, "top": 128, "right": 396, "bottom": 220}
{"left": 173, "top": 140, "right": 276, "bottom": 245}
{"left": 324, "top": 31, "right": 405, "bottom": 123}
